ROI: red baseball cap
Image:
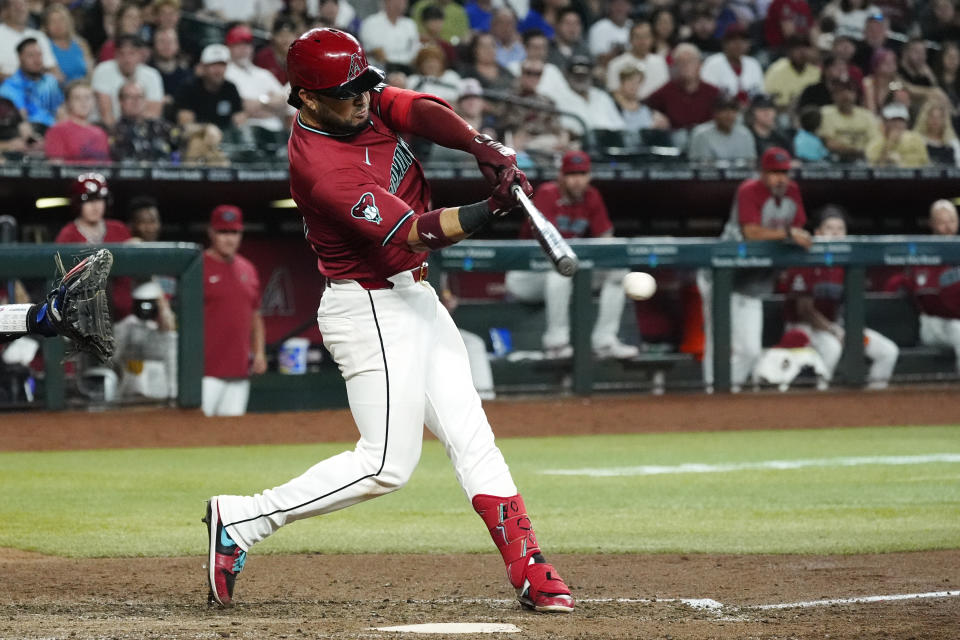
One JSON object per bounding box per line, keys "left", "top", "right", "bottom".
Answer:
{"left": 210, "top": 205, "right": 244, "bottom": 231}
{"left": 561, "top": 150, "right": 591, "bottom": 174}
{"left": 225, "top": 25, "right": 254, "bottom": 46}
{"left": 760, "top": 147, "right": 792, "bottom": 172}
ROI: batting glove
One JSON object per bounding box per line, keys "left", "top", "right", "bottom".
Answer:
{"left": 487, "top": 166, "right": 530, "bottom": 216}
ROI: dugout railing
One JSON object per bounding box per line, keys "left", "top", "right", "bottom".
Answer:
{"left": 2, "top": 237, "right": 959, "bottom": 410}
{"left": 436, "top": 236, "right": 960, "bottom": 394}
{"left": 0, "top": 243, "right": 203, "bottom": 410}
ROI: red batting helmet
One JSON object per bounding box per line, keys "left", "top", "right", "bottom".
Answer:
{"left": 286, "top": 28, "right": 384, "bottom": 99}
{"left": 71, "top": 172, "right": 110, "bottom": 207}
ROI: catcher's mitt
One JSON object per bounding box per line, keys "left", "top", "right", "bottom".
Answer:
{"left": 46, "top": 249, "right": 115, "bottom": 362}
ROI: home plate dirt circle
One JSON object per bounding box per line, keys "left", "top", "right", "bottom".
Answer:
{"left": 372, "top": 622, "right": 521, "bottom": 634}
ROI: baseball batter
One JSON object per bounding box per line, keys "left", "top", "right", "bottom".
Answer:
{"left": 698, "top": 147, "right": 812, "bottom": 389}
{"left": 204, "top": 28, "right": 574, "bottom": 614}
{"left": 781, "top": 207, "right": 899, "bottom": 388}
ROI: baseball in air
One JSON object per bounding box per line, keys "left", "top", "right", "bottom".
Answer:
{"left": 623, "top": 272, "right": 657, "bottom": 300}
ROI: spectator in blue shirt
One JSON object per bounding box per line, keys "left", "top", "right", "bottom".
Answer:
{"left": 465, "top": 0, "right": 494, "bottom": 32}
{"left": 794, "top": 106, "right": 830, "bottom": 162}
{"left": 0, "top": 38, "right": 63, "bottom": 133}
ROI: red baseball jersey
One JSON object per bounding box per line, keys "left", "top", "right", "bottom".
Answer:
{"left": 782, "top": 266, "right": 845, "bottom": 322}
{"left": 204, "top": 252, "right": 261, "bottom": 378}
{"left": 722, "top": 178, "right": 807, "bottom": 240}
{"left": 288, "top": 86, "right": 449, "bottom": 281}
{"left": 905, "top": 265, "right": 960, "bottom": 319}
{"left": 55, "top": 219, "right": 131, "bottom": 243}
{"left": 519, "top": 182, "right": 613, "bottom": 240}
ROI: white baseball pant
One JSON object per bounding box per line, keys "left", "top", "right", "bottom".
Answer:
{"left": 217, "top": 272, "right": 517, "bottom": 550}
{"left": 697, "top": 271, "right": 763, "bottom": 387}
{"left": 504, "top": 268, "right": 630, "bottom": 350}
{"left": 202, "top": 377, "right": 250, "bottom": 416}
{"left": 786, "top": 323, "right": 900, "bottom": 385}
{"left": 919, "top": 314, "right": 960, "bottom": 371}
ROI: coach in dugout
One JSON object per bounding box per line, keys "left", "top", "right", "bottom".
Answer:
{"left": 698, "top": 147, "right": 813, "bottom": 391}
{"left": 202, "top": 204, "right": 267, "bottom": 417}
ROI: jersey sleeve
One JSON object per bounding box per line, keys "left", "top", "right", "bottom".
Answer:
{"left": 312, "top": 171, "right": 418, "bottom": 249}
{"left": 787, "top": 182, "right": 807, "bottom": 228}
{"left": 373, "top": 86, "right": 454, "bottom": 133}
{"left": 735, "top": 182, "right": 766, "bottom": 227}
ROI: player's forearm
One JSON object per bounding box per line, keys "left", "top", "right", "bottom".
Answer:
{"left": 407, "top": 201, "right": 496, "bottom": 252}
{"left": 405, "top": 98, "right": 476, "bottom": 150}
{"left": 250, "top": 312, "right": 266, "bottom": 359}
{"left": 741, "top": 224, "right": 788, "bottom": 241}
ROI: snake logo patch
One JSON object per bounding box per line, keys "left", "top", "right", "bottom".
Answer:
{"left": 347, "top": 53, "right": 363, "bottom": 82}
{"left": 351, "top": 192, "right": 382, "bottom": 224}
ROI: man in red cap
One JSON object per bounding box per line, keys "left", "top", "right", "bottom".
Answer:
{"left": 698, "top": 146, "right": 813, "bottom": 391}
{"left": 224, "top": 24, "right": 288, "bottom": 136}
{"left": 203, "top": 27, "right": 574, "bottom": 616}
{"left": 505, "top": 150, "right": 640, "bottom": 359}
{"left": 201, "top": 204, "right": 266, "bottom": 417}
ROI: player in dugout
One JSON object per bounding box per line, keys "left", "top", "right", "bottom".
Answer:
{"left": 202, "top": 28, "right": 575, "bottom": 615}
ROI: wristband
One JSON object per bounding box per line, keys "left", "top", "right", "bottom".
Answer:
{"left": 458, "top": 201, "right": 494, "bottom": 235}
{"left": 0, "top": 303, "right": 32, "bottom": 334}
{"left": 416, "top": 208, "right": 455, "bottom": 250}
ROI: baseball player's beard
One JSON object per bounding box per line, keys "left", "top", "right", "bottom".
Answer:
{"left": 324, "top": 118, "right": 371, "bottom": 136}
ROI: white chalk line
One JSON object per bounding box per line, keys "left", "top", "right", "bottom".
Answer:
{"left": 749, "top": 590, "right": 960, "bottom": 610}
{"left": 409, "top": 591, "right": 960, "bottom": 617}
{"left": 542, "top": 453, "right": 960, "bottom": 477}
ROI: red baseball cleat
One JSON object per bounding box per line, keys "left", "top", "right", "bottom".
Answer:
{"left": 517, "top": 557, "right": 575, "bottom": 613}
{"left": 203, "top": 497, "right": 247, "bottom": 607}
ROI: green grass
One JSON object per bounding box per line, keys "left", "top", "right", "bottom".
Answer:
{"left": 0, "top": 425, "right": 957, "bottom": 558}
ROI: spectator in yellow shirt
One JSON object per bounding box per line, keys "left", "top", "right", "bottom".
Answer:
{"left": 763, "top": 35, "right": 821, "bottom": 110}
{"left": 866, "top": 102, "right": 931, "bottom": 167}
{"left": 818, "top": 77, "right": 881, "bottom": 162}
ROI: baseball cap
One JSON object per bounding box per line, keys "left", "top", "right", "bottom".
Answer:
{"left": 225, "top": 24, "right": 254, "bottom": 45}
{"left": 881, "top": 102, "right": 910, "bottom": 121}
{"left": 200, "top": 43, "right": 230, "bottom": 64}
{"left": 749, "top": 93, "right": 776, "bottom": 110}
{"left": 723, "top": 23, "right": 749, "bottom": 41}
{"left": 714, "top": 95, "right": 741, "bottom": 112}
{"left": 760, "top": 147, "right": 792, "bottom": 171}
{"left": 561, "top": 150, "right": 591, "bottom": 174}
{"left": 132, "top": 281, "right": 164, "bottom": 301}
{"left": 459, "top": 77, "right": 483, "bottom": 99}
{"left": 210, "top": 204, "right": 244, "bottom": 231}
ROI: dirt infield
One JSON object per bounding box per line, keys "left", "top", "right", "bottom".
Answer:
{"left": 2, "top": 387, "right": 959, "bottom": 639}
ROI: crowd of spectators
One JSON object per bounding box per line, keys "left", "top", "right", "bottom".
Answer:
{"left": 3, "top": 0, "right": 960, "bottom": 168}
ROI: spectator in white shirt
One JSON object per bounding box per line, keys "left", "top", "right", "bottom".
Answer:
{"left": 700, "top": 23, "right": 764, "bottom": 104}
{"left": 0, "top": 0, "right": 58, "bottom": 79}
{"left": 360, "top": 0, "right": 421, "bottom": 71}
{"left": 587, "top": 0, "right": 632, "bottom": 62}
{"left": 91, "top": 35, "right": 164, "bottom": 129}
{"left": 223, "top": 24, "right": 287, "bottom": 133}
{"left": 506, "top": 29, "right": 571, "bottom": 99}
{"left": 557, "top": 55, "right": 625, "bottom": 137}
{"left": 606, "top": 20, "right": 669, "bottom": 98}
{"left": 202, "top": 0, "right": 282, "bottom": 30}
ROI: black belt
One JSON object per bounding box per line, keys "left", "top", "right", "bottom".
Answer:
{"left": 322, "top": 262, "right": 429, "bottom": 290}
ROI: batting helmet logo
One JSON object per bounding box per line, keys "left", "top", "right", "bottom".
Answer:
{"left": 351, "top": 192, "right": 381, "bottom": 224}
{"left": 347, "top": 53, "right": 363, "bottom": 82}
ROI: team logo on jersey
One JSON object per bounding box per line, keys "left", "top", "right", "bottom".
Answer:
{"left": 351, "top": 192, "right": 382, "bottom": 224}
{"left": 347, "top": 53, "right": 363, "bottom": 82}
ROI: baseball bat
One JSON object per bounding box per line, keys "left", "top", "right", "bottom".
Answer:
{"left": 511, "top": 185, "right": 579, "bottom": 277}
